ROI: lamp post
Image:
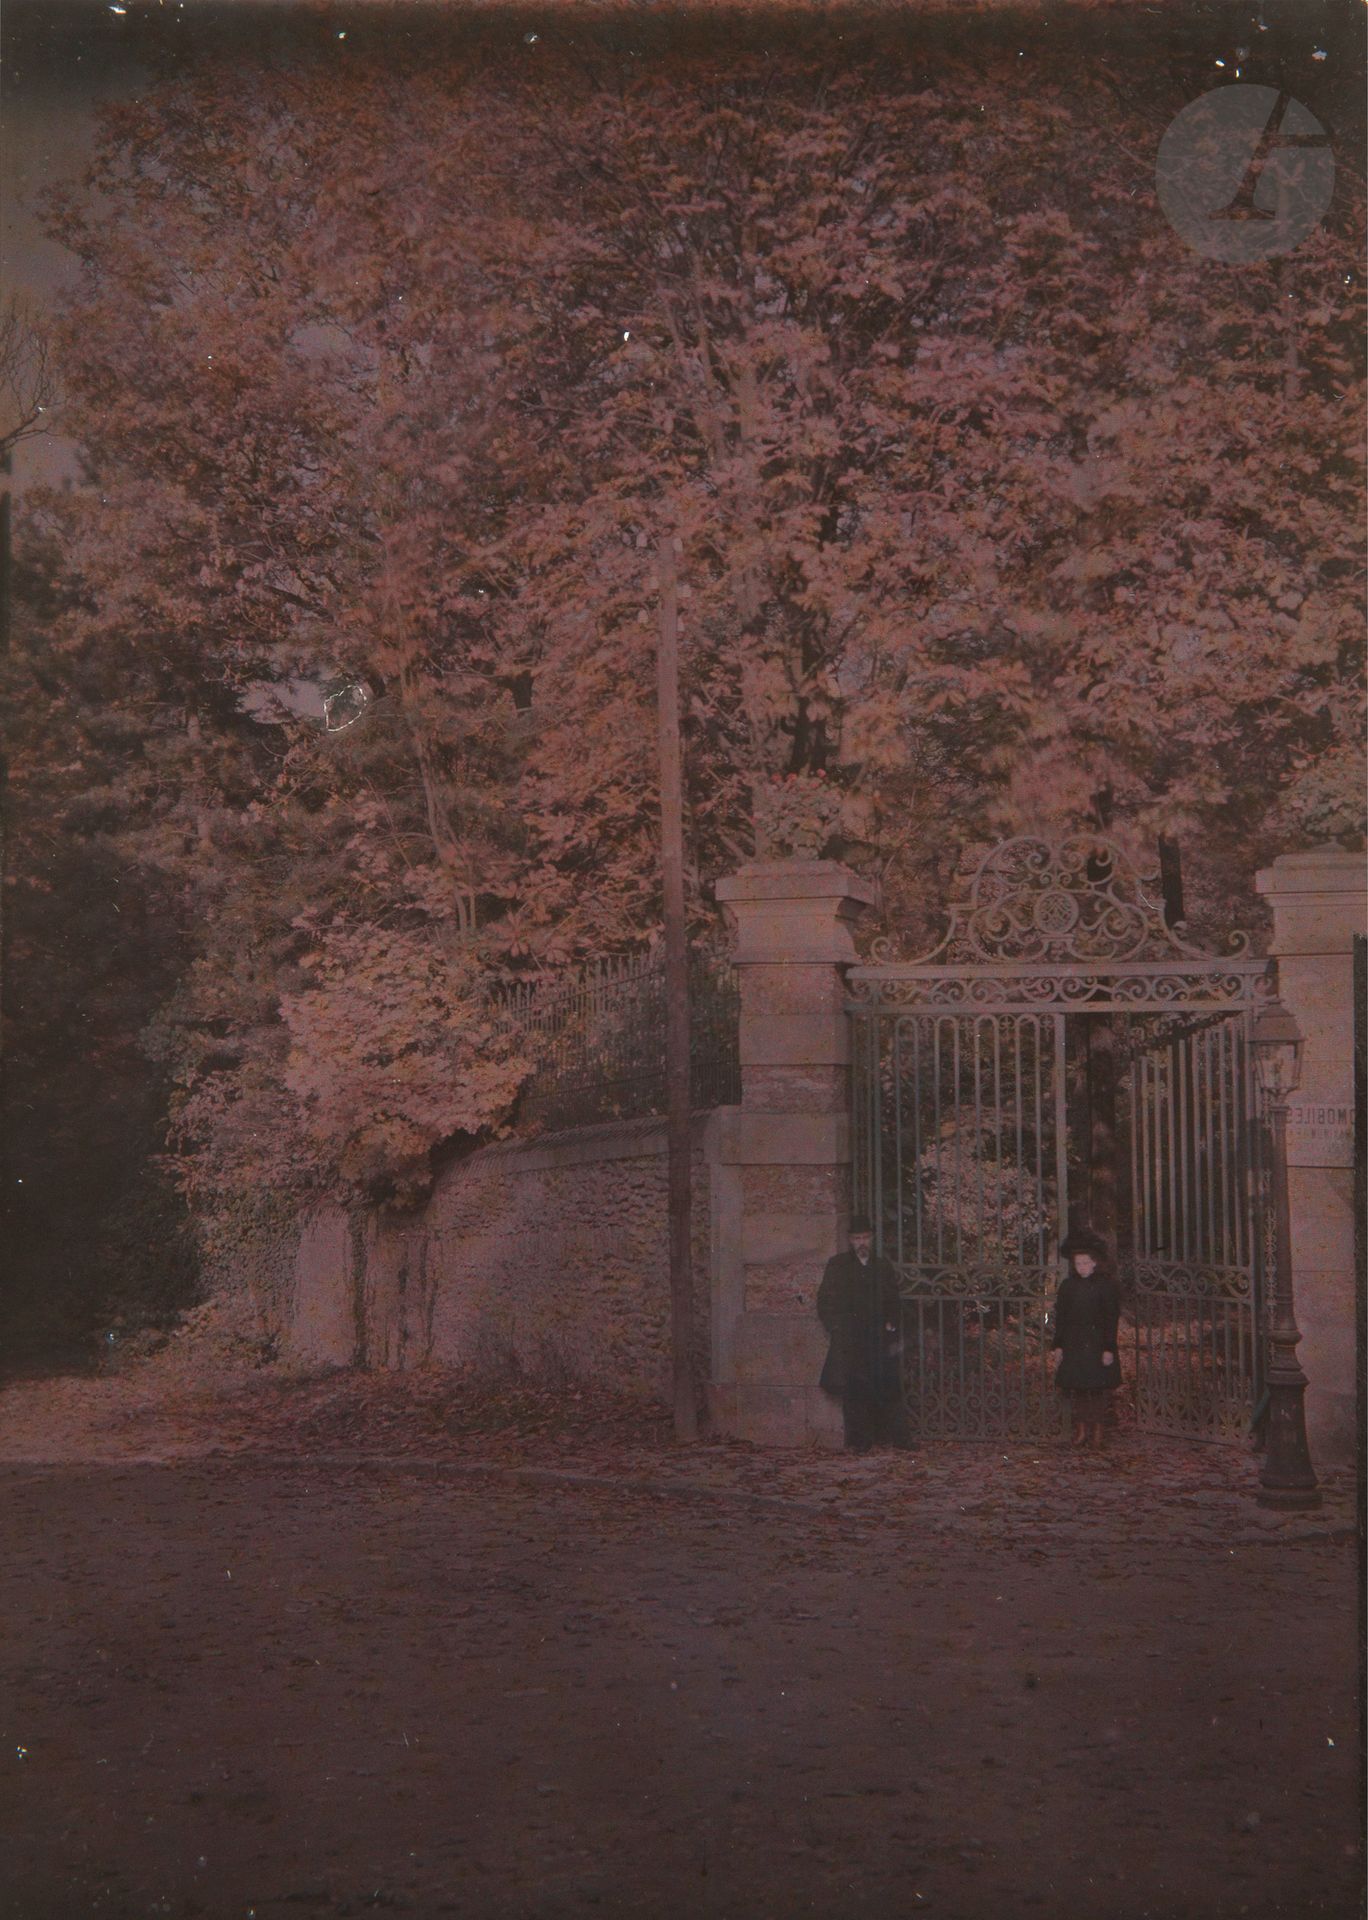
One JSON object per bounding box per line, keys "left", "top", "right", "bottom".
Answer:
{"left": 1251, "top": 999, "right": 1321, "bottom": 1510}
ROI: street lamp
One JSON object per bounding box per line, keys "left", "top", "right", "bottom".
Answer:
{"left": 1251, "top": 999, "right": 1321, "bottom": 1510}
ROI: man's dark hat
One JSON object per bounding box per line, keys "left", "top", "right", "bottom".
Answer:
{"left": 1060, "top": 1226, "right": 1109, "bottom": 1260}
{"left": 849, "top": 1213, "right": 874, "bottom": 1236}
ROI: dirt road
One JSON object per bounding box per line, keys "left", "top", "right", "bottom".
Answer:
{"left": 0, "top": 1370, "right": 1361, "bottom": 1920}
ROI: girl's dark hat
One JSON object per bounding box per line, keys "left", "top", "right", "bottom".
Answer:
{"left": 1060, "top": 1227, "right": 1110, "bottom": 1260}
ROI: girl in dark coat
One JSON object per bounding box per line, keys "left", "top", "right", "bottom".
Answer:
{"left": 1052, "top": 1227, "right": 1122, "bottom": 1450}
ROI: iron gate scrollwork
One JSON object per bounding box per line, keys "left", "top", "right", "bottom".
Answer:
{"left": 847, "top": 835, "right": 1275, "bottom": 1443}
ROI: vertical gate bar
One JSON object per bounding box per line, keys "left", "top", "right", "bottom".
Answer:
{"left": 851, "top": 1014, "right": 863, "bottom": 1224}
{"left": 1013, "top": 1020, "right": 1026, "bottom": 1268}
{"left": 1242, "top": 1010, "right": 1265, "bottom": 1403}
{"left": 1139, "top": 1053, "right": 1153, "bottom": 1261}
{"left": 1226, "top": 1022, "right": 1237, "bottom": 1270}
{"left": 1229, "top": 1021, "right": 1237, "bottom": 1274}
{"left": 1160, "top": 1044, "right": 1168, "bottom": 1267}
{"left": 1153, "top": 1291, "right": 1163, "bottom": 1431}
{"left": 1189, "top": 1198, "right": 1201, "bottom": 1430}
{"left": 1126, "top": 1046, "right": 1138, "bottom": 1258}
{"left": 1203, "top": 1026, "right": 1217, "bottom": 1265}
{"left": 1156, "top": 1046, "right": 1168, "bottom": 1263}
{"left": 849, "top": 1001, "right": 859, "bottom": 1234}
{"left": 870, "top": 1011, "right": 884, "bottom": 1262}
{"left": 1187, "top": 1030, "right": 1199, "bottom": 1268}
{"left": 1157, "top": 1047, "right": 1169, "bottom": 1262}
{"left": 856, "top": 1009, "right": 865, "bottom": 1215}
{"left": 869, "top": 1011, "right": 881, "bottom": 1233}
{"left": 1054, "top": 1011, "right": 1069, "bottom": 1442}
{"left": 952, "top": 1020, "right": 964, "bottom": 1267}
{"left": 973, "top": 1019, "right": 986, "bottom": 1272}
{"left": 852, "top": 1013, "right": 864, "bottom": 1220}
{"left": 1194, "top": 1028, "right": 1206, "bottom": 1263}
{"left": 1218, "top": 1021, "right": 1232, "bottom": 1270}
{"left": 861, "top": 1014, "right": 871, "bottom": 1223}
{"left": 1233, "top": 1025, "right": 1248, "bottom": 1401}
{"left": 1054, "top": 1013, "right": 1069, "bottom": 1247}
{"left": 1176, "top": 1035, "right": 1190, "bottom": 1264}
{"left": 1206, "top": 1029, "right": 1221, "bottom": 1267}
{"left": 861, "top": 1009, "right": 871, "bottom": 1234}
{"left": 1178, "top": 1239, "right": 1189, "bottom": 1432}
{"left": 1128, "top": 1049, "right": 1141, "bottom": 1401}
{"left": 1033, "top": 1019, "right": 1046, "bottom": 1266}
{"left": 1232, "top": 1022, "right": 1248, "bottom": 1272}
{"left": 1244, "top": 1011, "right": 1256, "bottom": 1294}
{"left": 1146, "top": 1049, "right": 1158, "bottom": 1260}
{"left": 1221, "top": 1021, "right": 1237, "bottom": 1397}
{"left": 893, "top": 1020, "right": 904, "bottom": 1274}
{"left": 912, "top": 1019, "right": 925, "bottom": 1266}
{"left": 1163, "top": 1048, "right": 1177, "bottom": 1264}
{"left": 875, "top": 1010, "right": 886, "bottom": 1238}
{"left": 992, "top": 1021, "right": 1004, "bottom": 1267}
{"left": 874, "top": 1011, "right": 884, "bottom": 1236}
{"left": 933, "top": 1020, "right": 944, "bottom": 1265}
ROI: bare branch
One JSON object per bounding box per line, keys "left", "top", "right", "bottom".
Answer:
{"left": 0, "top": 296, "right": 58, "bottom": 459}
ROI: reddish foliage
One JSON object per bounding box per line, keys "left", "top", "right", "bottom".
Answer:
{"left": 11, "top": 18, "right": 1363, "bottom": 1214}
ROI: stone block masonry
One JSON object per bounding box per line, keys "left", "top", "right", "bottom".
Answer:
{"left": 280, "top": 858, "right": 879, "bottom": 1445}
{"left": 1256, "top": 845, "right": 1366, "bottom": 1465}
{"left": 284, "top": 1113, "right": 732, "bottom": 1403}
{"left": 712, "top": 861, "right": 880, "bottom": 1446}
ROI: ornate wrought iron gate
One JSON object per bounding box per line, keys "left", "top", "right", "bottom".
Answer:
{"left": 847, "top": 836, "right": 1274, "bottom": 1443}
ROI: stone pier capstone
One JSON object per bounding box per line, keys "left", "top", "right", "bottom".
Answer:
{"left": 710, "top": 860, "right": 879, "bottom": 1445}
{"left": 1255, "top": 845, "right": 1366, "bottom": 1464}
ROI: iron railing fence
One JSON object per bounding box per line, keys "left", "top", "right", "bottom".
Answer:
{"left": 492, "top": 947, "right": 741, "bottom": 1131}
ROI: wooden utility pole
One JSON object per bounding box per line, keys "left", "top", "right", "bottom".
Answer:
{"left": 655, "top": 532, "right": 697, "bottom": 1441}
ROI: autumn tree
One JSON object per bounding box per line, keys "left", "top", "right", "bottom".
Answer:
{"left": 471, "top": 19, "right": 1364, "bottom": 945}
{"left": 1, "top": 523, "right": 199, "bottom": 1353}
{"left": 17, "top": 6, "right": 1364, "bottom": 1235}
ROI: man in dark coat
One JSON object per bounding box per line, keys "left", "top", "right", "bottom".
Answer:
{"left": 817, "top": 1215, "right": 903, "bottom": 1451}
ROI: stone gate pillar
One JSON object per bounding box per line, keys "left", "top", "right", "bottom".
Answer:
{"left": 1255, "top": 845, "right": 1365, "bottom": 1464}
{"left": 710, "top": 860, "right": 878, "bottom": 1445}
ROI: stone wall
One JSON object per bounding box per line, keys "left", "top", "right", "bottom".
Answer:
{"left": 711, "top": 861, "right": 876, "bottom": 1445}
{"left": 246, "top": 846, "right": 1363, "bottom": 1468}
{"left": 283, "top": 1112, "right": 737, "bottom": 1403}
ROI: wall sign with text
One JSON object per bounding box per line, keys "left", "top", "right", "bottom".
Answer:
{"left": 1286, "top": 1093, "right": 1354, "bottom": 1169}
